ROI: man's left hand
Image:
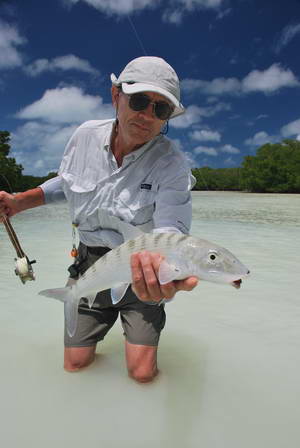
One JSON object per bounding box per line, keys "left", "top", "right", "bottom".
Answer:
{"left": 130, "top": 251, "right": 198, "bottom": 303}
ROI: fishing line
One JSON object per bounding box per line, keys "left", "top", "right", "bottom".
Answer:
{"left": 125, "top": 16, "right": 209, "bottom": 191}
{"left": 127, "top": 15, "right": 148, "bottom": 56}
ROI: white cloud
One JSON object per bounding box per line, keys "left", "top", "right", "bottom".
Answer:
{"left": 177, "top": 0, "right": 223, "bottom": 8}
{"left": 281, "top": 118, "right": 300, "bottom": 138}
{"left": 170, "top": 105, "right": 204, "bottom": 128}
{"left": 297, "top": 135, "right": 300, "bottom": 141}
{"left": 13, "top": 86, "right": 114, "bottom": 174}
{"left": 24, "top": 54, "right": 100, "bottom": 77}
{"left": 63, "top": 0, "right": 159, "bottom": 15}
{"left": 162, "top": 9, "right": 183, "bottom": 24}
{"left": 224, "top": 157, "right": 235, "bottom": 165}
{"left": 275, "top": 23, "right": 300, "bottom": 53}
{"left": 64, "top": 0, "right": 224, "bottom": 23}
{"left": 11, "top": 122, "right": 78, "bottom": 174}
{"left": 16, "top": 86, "right": 114, "bottom": 124}
{"left": 244, "top": 131, "right": 275, "bottom": 147}
{"left": 170, "top": 102, "right": 230, "bottom": 129}
{"left": 220, "top": 144, "right": 240, "bottom": 154}
{"left": 0, "top": 19, "right": 26, "bottom": 69}
{"left": 190, "top": 129, "right": 221, "bottom": 142}
{"left": 182, "top": 77, "right": 240, "bottom": 95}
{"left": 194, "top": 145, "right": 218, "bottom": 156}
{"left": 12, "top": 122, "right": 76, "bottom": 156}
{"left": 256, "top": 114, "right": 268, "bottom": 120}
{"left": 242, "top": 63, "right": 299, "bottom": 93}
{"left": 182, "top": 64, "right": 299, "bottom": 96}
{"left": 216, "top": 7, "right": 232, "bottom": 20}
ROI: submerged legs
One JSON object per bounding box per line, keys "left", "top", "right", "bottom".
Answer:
{"left": 64, "top": 345, "right": 96, "bottom": 372}
{"left": 63, "top": 342, "right": 158, "bottom": 383}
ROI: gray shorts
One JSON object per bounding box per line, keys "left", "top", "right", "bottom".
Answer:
{"left": 64, "top": 243, "right": 166, "bottom": 348}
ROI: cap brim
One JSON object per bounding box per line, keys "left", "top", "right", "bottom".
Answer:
{"left": 110, "top": 74, "right": 184, "bottom": 119}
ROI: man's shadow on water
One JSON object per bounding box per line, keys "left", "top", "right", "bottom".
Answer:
{"left": 158, "top": 330, "right": 206, "bottom": 446}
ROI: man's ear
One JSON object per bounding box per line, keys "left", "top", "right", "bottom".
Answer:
{"left": 111, "top": 85, "right": 120, "bottom": 108}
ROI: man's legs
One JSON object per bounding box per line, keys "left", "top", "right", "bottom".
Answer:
{"left": 64, "top": 346, "right": 96, "bottom": 372}
{"left": 125, "top": 341, "right": 158, "bottom": 383}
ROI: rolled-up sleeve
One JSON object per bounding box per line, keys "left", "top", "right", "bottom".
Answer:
{"left": 153, "top": 165, "right": 195, "bottom": 234}
{"left": 39, "top": 176, "right": 66, "bottom": 204}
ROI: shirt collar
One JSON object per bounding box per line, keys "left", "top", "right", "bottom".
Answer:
{"left": 104, "top": 120, "right": 115, "bottom": 152}
{"left": 105, "top": 120, "right": 162, "bottom": 162}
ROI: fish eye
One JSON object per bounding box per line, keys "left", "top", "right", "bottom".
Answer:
{"left": 208, "top": 251, "right": 218, "bottom": 261}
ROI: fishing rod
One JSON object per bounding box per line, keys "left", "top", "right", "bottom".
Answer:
{"left": 0, "top": 174, "right": 36, "bottom": 284}
{"left": 1, "top": 212, "right": 36, "bottom": 283}
{"left": 1, "top": 213, "right": 36, "bottom": 284}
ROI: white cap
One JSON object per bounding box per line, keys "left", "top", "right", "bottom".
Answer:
{"left": 110, "top": 56, "right": 185, "bottom": 119}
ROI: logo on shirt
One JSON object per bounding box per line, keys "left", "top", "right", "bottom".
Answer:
{"left": 140, "top": 183, "right": 152, "bottom": 190}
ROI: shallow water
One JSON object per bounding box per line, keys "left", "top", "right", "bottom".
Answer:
{"left": 1, "top": 192, "right": 300, "bottom": 448}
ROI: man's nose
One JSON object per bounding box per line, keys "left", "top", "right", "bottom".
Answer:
{"left": 138, "top": 102, "right": 155, "bottom": 119}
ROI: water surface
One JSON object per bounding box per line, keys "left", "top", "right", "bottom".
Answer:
{"left": 1, "top": 192, "right": 300, "bottom": 448}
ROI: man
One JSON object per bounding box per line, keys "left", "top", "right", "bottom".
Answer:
{"left": 0, "top": 56, "right": 198, "bottom": 383}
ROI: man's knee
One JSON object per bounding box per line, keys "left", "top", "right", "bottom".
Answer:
{"left": 128, "top": 365, "right": 158, "bottom": 383}
{"left": 64, "top": 346, "right": 96, "bottom": 372}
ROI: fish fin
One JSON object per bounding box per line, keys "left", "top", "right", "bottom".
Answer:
{"left": 111, "top": 283, "right": 130, "bottom": 304}
{"left": 39, "top": 286, "right": 73, "bottom": 302}
{"left": 119, "top": 223, "right": 144, "bottom": 241}
{"left": 39, "top": 286, "right": 80, "bottom": 337}
{"left": 98, "top": 210, "right": 144, "bottom": 242}
{"left": 86, "top": 293, "right": 98, "bottom": 309}
{"left": 64, "top": 300, "right": 79, "bottom": 338}
{"left": 158, "top": 260, "right": 182, "bottom": 284}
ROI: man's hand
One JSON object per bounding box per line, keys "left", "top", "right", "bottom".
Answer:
{"left": 0, "top": 191, "right": 19, "bottom": 220}
{"left": 0, "top": 188, "right": 45, "bottom": 222}
{"left": 130, "top": 250, "right": 198, "bottom": 303}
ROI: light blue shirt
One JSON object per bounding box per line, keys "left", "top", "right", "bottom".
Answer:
{"left": 40, "top": 119, "right": 195, "bottom": 248}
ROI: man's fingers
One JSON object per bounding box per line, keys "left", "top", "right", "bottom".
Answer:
{"left": 138, "top": 251, "right": 163, "bottom": 301}
{"left": 131, "top": 251, "right": 170, "bottom": 302}
{"left": 131, "top": 251, "right": 199, "bottom": 303}
{"left": 131, "top": 253, "right": 148, "bottom": 300}
{"left": 174, "top": 276, "right": 199, "bottom": 292}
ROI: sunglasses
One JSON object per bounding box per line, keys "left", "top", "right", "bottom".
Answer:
{"left": 125, "top": 92, "right": 174, "bottom": 121}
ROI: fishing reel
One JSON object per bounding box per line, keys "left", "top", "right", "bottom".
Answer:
{"left": 1, "top": 213, "right": 37, "bottom": 285}
{"left": 15, "top": 256, "right": 36, "bottom": 284}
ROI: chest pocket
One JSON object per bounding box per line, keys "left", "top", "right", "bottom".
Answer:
{"left": 62, "top": 174, "right": 98, "bottom": 227}
{"left": 117, "top": 181, "right": 158, "bottom": 225}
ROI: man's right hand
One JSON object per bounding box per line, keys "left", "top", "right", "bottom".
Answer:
{"left": 0, "top": 187, "right": 45, "bottom": 222}
{"left": 0, "top": 191, "right": 19, "bottom": 221}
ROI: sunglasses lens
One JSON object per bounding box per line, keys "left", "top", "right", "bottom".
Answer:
{"left": 129, "top": 94, "right": 150, "bottom": 111}
{"left": 128, "top": 93, "right": 174, "bottom": 120}
{"left": 155, "top": 102, "right": 173, "bottom": 120}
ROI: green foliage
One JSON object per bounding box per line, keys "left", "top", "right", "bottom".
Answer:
{"left": 0, "top": 130, "right": 58, "bottom": 192}
{"left": 192, "top": 140, "right": 300, "bottom": 193}
{"left": 192, "top": 167, "right": 242, "bottom": 191}
{"left": 1, "top": 130, "right": 300, "bottom": 194}
{"left": 18, "top": 172, "right": 58, "bottom": 191}
{"left": 0, "top": 154, "right": 24, "bottom": 192}
{"left": 241, "top": 140, "right": 300, "bottom": 193}
{"left": 0, "top": 131, "right": 11, "bottom": 157}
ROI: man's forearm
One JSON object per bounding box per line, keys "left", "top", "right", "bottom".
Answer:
{"left": 14, "top": 187, "right": 45, "bottom": 212}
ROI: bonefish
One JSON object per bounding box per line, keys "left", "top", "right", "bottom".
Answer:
{"left": 39, "top": 230, "right": 250, "bottom": 338}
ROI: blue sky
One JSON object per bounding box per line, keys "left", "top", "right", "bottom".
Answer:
{"left": 1, "top": 0, "right": 300, "bottom": 175}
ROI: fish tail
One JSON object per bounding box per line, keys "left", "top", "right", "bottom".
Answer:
{"left": 39, "top": 286, "right": 80, "bottom": 338}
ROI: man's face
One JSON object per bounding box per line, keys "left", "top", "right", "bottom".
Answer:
{"left": 111, "top": 86, "right": 172, "bottom": 148}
